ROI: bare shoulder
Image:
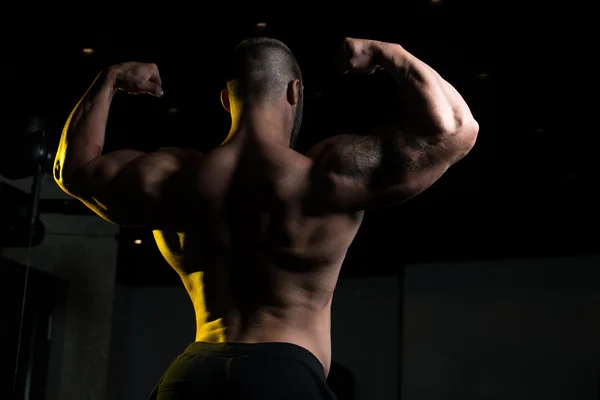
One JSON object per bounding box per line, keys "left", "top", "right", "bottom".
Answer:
{"left": 157, "top": 146, "right": 235, "bottom": 177}
{"left": 297, "top": 137, "right": 371, "bottom": 214}
{"left": 157, "top": 146, "right": 204, "bottom": 161}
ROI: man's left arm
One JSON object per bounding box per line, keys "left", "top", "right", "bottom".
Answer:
{"left": 54, "top": 62, "right": 202, "bottom": 229}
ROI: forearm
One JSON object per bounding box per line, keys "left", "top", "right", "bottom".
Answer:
{"left": 54, "top": 68, "right": 118, "bottom": 188}
{"left": 375, "top": 43, "right": 476, "bottom": 137}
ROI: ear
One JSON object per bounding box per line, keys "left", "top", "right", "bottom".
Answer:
{"left": 220, "top": 88, "right": 231, "bottom": 113}
{"left": 286, "top": 79, "right": 301, "bottom": 106}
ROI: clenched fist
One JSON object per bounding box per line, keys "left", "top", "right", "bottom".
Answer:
{"left": 337, "top": 37, "right": 388, "bottom": 75}
{"left": 109, "top": 62, "right": 163, "bottom": 97}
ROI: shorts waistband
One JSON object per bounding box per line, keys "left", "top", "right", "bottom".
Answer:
{"left": 184, "top": 341, "right": 325, "bottom": 377}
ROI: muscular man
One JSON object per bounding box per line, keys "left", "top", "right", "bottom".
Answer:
{"left": 54, "top": 37, "right": 478, "bottom": 399}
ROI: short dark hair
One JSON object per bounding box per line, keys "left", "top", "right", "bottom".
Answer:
{"left": 225, "top": 37, "right": 302, "bottom": 102}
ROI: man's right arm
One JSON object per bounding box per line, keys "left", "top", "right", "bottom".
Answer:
{"left": 307, "top": 40, "right": 479, "bottom": 212}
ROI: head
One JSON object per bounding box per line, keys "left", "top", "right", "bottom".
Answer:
{"left": 221, "top": 37, "right": 304, "bottom": 148}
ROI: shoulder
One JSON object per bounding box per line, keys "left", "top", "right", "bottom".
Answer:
{"left": 156, "top": 147, "right": 203, "bottom": 162}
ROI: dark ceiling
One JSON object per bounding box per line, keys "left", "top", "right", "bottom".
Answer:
{"left": 1, "top": 6, "right": 595, "bottom": 286}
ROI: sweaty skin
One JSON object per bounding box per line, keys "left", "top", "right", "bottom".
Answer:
{"left": 54, "top": 40, "right": 478, "bottom": 377}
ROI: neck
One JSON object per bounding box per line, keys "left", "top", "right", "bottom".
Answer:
{"left": 222, "top": 102, "right": 292, "bottom": 147}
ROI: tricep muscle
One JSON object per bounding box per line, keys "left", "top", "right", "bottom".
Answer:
{"left": 62, "top": 148, "right": 202, "bottom": 228}
{"left": 307, "top": 124, "right": 469, "bottom": 212}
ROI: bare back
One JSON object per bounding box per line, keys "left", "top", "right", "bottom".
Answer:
{"left": 153, "top": 141, "right": 364, "bottom": 375}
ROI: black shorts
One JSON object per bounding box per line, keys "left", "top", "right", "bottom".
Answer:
{"left": 148, "top": 341, "right": 337, "bottom": 400}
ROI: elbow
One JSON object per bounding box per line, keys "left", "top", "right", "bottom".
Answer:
{"left": 54, "top": 162, "right": 83, "bottom": 197}
{"left": 450, "top": 105, "right": 479, "bottom": 136}
{"left": 435, "top": 106, "right": 479, "bottom": 139}
{"left": 454, "top": 118, "right": 479, "bottom": 161}
{"left": 458, "top": 117, "right": 479, "bottom": 149}
{"left": 441, "top": 116, "right": 478, "bottom": 164}
{"left": 53, "top": 152, "right": 77, "bottom": 193}
{"left": 448, "top": 106, "right": 479, "bottom": 146}
{"left": 53, "top": 160, "right": 70, "bottom": 192}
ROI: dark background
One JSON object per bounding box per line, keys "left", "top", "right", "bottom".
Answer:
{"left": 1, "top": 4, "right": 599, "bottom": 400}
{"left": 1, "top": 4, "right": 593, "bottom": 287}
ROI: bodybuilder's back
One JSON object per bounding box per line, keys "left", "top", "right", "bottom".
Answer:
{"left": 155, "top": 140, "right": 363, "bottom": 351}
